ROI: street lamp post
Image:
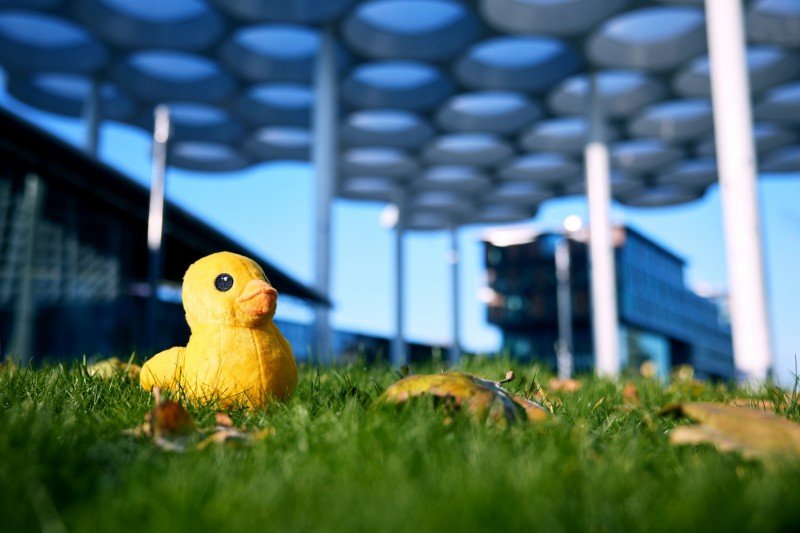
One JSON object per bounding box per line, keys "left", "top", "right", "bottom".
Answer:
{"left": 145, "top": 104, "right": 170, "bottom": 354}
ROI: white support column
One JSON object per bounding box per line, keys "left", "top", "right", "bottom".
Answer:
{"left": 145, "top": 105, "right": 170, "bottom": 354}
{"left": 555, "top": 236, "right": 573, "bottom": 380}
{"left": 312, "top": 25, "right": 337, "bottom": 364}
{"left": 705, "top": 0, "right": 772, "bottom": 382}
{"left": 448, "top": 226, "right": 462, "bottom": 366}
{"left": 585, "top": 74, "right": 620, "bottom": 377}
{"left": 83, "top": 81, "right": 101, "bottom": 157}
{"left": 390, "top": 205, "right": 406, "bottom": 367}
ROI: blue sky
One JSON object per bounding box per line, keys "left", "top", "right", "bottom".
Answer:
{"left": 2, "top": 87, "right": 799, "bottom": 385}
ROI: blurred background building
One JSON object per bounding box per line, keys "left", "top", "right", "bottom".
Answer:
{"left": 0, "top": 108, "right": 327, "bottom": 359}
{"left": 483, "top": 225, "right": 735, "bottom": 379}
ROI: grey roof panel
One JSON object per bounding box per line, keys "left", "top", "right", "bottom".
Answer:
{"left": 548, "top": 70, "right": 666, "bottom": 118}
{"left": 587, "top": 6, "right": 706, "bottom": 71}
{"left": 343, "top": 0, "right": 481, "bottom": 61}
{"left": 169, "top": 141, "right": 252, "bottom": 172}
{"left": 341, "top": 147, "right": 418, "bottom": 178}
{"left": 611, "top": 139, "right": 683, "bottom": 174}
{"left": 243, "top": 126, "right": 311, "bottom": 161}
{"left": 343, "top": 60, "right": 454, "bottom": 110}
{"left": 628, "top": 98, "right": 713, "bottom": 143}
{"left": 436, "top": 91, "right": 542, "bottom": 134}
{"left": 499, "top": 152, "right": 581, "bottom": 186}
{"left": 7, "top": 73, "right": 137, "bottom": 120}
{"left": 423, "top": 132, "right": 513, "bottom": 167}
{"left": 341, "top": 110, "right": 435, "bottom": 149}
{"left": 481, "top": 0, "right": 631, "bottom": 36}
{"left": 615, "top": 183, "right": 707, "bottom": 207}
{"left": 73, "top": 0, "right": 223, "bottom": 51}
{"left": 111, "top": 50, "right": 235, "bottom": 103}
{"left": 210, "top": 0, "right": 356, "bottom": 24}
{"left": 748, "top": 0, "right": 800, "bottom": 48}
{"left": 0, "top": 10, "right": 107, "bottom": 72}
{"left": 755, "top": 81, "right": 800, "bottom": 123}
{"left": 455, "top": 36, "right": 582, "bottom": 92}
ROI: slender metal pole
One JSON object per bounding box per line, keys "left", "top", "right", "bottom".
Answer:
{"left": 145, "top": 105, "right": 170, "bottom": 355}
{"left": 555, "top": 236, "right": 573, "bottom": 380}
{"left": 447, "top": 227, "right": 462, "bottom": 366}
{"left": 705, "top": 0, "right": 772, "bottom": 383}
{"left": 390, "top": 204, "right": 406, "bottom": 367}
{"left": 83, "top": 81, "right": 101, "bottom": 157}
{"left": 8, "top": 174, "right": 43, "bottom": 362}
{"left": 312, "top": 24, "right": 337, "bottom": 364}
{"left": 585, "top": 73, "right": 620, "bottom": 377}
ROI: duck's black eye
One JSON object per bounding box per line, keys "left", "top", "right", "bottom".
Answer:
{"left": 214, "top": 273, "right": 234, "bottom": 292}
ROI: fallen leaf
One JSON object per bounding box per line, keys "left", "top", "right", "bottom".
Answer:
{"left": 87, "top": 357, "right": 141, "bottom": 381}
{"left": 663, "top": 402, "right": 800, "bottom": 459}
{"left": 547, "top": 378, "right": 581, "bottom": 393}
{"left": 639, "top": 360, "right": 657, "bottom": 379}
{"left": 125, "top": 392, "right": 272, "bottom": 452}
{"left": 622, "top": 382, "right": 640, "bottom": 405}
{"left": 671, "top": 364, "right": 695, "bottom": 382}
{"left": 729, "top": 398, "right": 777, "bottom": 411}
{"left": 380, "top": 372, "right": 549, "bottom": 425}
{"left": 0, "top": 358, "right": 17, "bottom": 374}
{"left": 215, "top": 412, "right": 234, "bottom": 428}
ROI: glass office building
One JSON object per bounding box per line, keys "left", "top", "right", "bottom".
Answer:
{"left": 484, "top": 226, "right": 735, "bottom": 380}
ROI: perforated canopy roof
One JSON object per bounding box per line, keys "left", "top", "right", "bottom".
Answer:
{"left": 1, "top": 0, "right": 798, "bottom": 230}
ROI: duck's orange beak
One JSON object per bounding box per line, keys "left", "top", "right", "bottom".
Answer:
{"left": 236, "top": 279, "right": 277, "bottom": 318}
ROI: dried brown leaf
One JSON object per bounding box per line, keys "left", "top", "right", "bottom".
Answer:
{"left": 380, "top": 372, "right": 549, "bottom": 425}
{"left": 622, "top": 382, "right": 640, "bottom": 405}
{"left": 215, "top": 412, "right": 234, "bottom": 428}
{"left": 547, "top": 378, "right": 582, "bottom": 393}
{"left": 87, "top": 357, "right": 141, "bottom": 380}
{"left": 663, "top": 402, "right": 800, "bottom": 459}
{"left": 149, "top": 399, "right": 195, "bottom": 437}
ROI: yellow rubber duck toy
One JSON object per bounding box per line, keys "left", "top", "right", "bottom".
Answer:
{"left": 140, "top": 252, "right": 297, "bottom": 407}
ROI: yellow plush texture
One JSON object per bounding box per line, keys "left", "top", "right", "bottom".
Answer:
{"left": 140, "top": 252, "right": 298, "bottom": 408}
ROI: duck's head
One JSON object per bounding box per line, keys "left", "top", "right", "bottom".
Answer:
{"left": 182, "top": 252, "right": 278, "bottom": 329}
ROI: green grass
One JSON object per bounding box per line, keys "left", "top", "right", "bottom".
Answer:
{"left": 1, "top": 357, "right": 799, "bottom": 533}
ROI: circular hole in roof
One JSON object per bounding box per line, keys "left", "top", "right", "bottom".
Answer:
{"left": 424, "top": 165, "right": 482, "bottom": 182}
{"left": 350, "top": 110, "right": 421, "bottom": 132}
{"left": 248, "top": 84, "right": 313, "bottom": 108}
{"left": 437, "top": 133, "right": 503, "bottom": 153}
{"left": 357, "top": 0, "right": 465, "bottom": 34}
{"left": 234, "top": 24, "right": 319, "bottom": 58}
{"left": 756, "top": 0, "right": 800, "bottom": 15}
{"left": 536, "top": 117, "right": 586, "bottom": 138}
{"left": 34, "top": 73, "right": 91, "bottom": 99}
{"left": 561, "top": 71, "right": 650, "bottom": 97}
{"left": 347, "top": 147, "right": 409, "bottom": 166}
{"left": 646, "top": 99, "right": 711, "bottom": 121}
{"left": 470, "top": 36, "right": 567, "bottom": 69}
{"left": 449, "top": 92, "right": 530, "bottom": 116}
{"left": 767, "top": 81, "right": 800, "bottom": 104}
{"left": 102, "top": 0, "right": 208, "bottom": 22}
{"left": 255, "top": 127, "right": 311, "bottom": 147}
{"left": 342, "top": 176, "right": 396, "bottom": 195}
{"left": 0, "top": 11, "right": 92, "bottom": 48}
{"left": 168, "top": 103, "right": 228, "bottom": 126}
{"left": 173, "top": 142, "right": 239, "bottom": 161}
{"left": 603, "top": 6, "right": 704, "bottom": 44}
{"left": 129, "top": 51, "right": 222, "bottom": 82}
{"left": 352, "top": 61, "right": 441, "bottom": 90}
